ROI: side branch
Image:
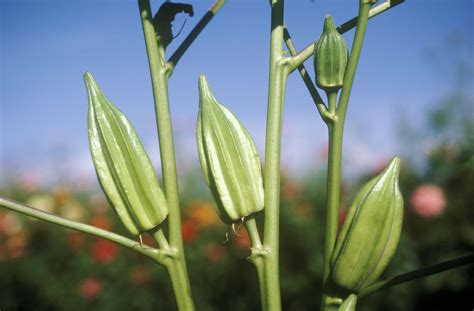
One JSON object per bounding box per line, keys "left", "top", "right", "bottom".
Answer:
{"left": 0, "top": 196, "right": 168, "bottom": 264}
{"left": 167, "top": 0, "right": 226, "bottom": 71}
{"left": 286, "top": 0, "right": 404, "bottom": 70}
{"left": 359, "top": 253, "right": 474, "bottom": 298}
{"left": 338, "top": 0, "right": 404, "bottom": 34}
{"left": 283, "top": 27, "right": 333, "bottom": 122}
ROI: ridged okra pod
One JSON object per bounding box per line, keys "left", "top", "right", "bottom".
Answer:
{"left": 85, "top": 72, "right": 168, "bottom": 236}
{"left": 331, "top": 157, "right": 404, "bottom": 293}
{"left": 196, "top": 75, "right": 264, "bottom": 224}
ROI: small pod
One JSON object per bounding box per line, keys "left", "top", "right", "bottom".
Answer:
{"left": 331, "top": 157, "right": 404, "bottom": 292}
{"left": 196, "top": 75, "right": 264, "bottom": 224}
{"left": 340, "top": 294, "right": 358, "bottom": 311}
{"left": 85, "top": 72, "right": 168, "bottom": 236}
{"left": 314, "top": 15, "right": 348, "bottom": 94}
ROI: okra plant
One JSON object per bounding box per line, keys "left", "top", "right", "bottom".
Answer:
{"left": 1, "top": 0, "right": 473, "bottom": 310}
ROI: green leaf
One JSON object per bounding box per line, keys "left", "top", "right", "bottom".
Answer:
{"left": 85, "top": 72, "right": 168, "bottom": 236}
{"left": 196, "top": 75, "right": 264, "bottom": 224}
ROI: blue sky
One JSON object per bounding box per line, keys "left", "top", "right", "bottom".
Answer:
{"left": 1, "top": 0, "right": 473, "bottom": 185}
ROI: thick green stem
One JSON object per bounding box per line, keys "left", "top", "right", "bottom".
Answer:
{"left": 138, "top": 0, "right": 183, "bottom": 251}
{"left": 322, "top": 116, "right": 343, "bottom": 286}
{"left": 244, "top": 217, "right": 268, "bottom": 311}
{"left": 262, "top": 0, "right": 287, "bottom": 310}
{"left": 321, "top": 92, "right": 341, "bottom": 291}
{"left": 138, "top": 1, "right": 194, "bottom": 310}
{"left": 359, "top": 253, "right": 474, "bottom": 298}
{"left": 151, "top": 229, "right": 194, "bottom": 311}
{"left": 164, "top": 258, "right": 195, "bottom": 311}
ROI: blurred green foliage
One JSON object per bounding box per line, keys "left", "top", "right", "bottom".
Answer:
{"left": 1, "top": 121, "right": 472, "bottom": 310}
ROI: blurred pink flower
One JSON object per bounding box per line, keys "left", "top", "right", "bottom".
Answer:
{"left": 79, "top": 277, "right": 102, "bottom": 300}
{"left": 411, "top": 184, "right": 447, "bottom": 218}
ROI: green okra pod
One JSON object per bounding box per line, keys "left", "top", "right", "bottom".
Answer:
{"left": 196, "top": 75, "right": 264, "bottom": 224}
{"left": 331, "top": 157, "right": 404, "bottom": 292}
{"left": 85, "top": 72, "right": 168, "bottom": 236}
{"left": 314, "top": 15, "right": 349, "bottom": 94}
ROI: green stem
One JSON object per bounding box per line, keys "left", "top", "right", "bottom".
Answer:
{"left": 321, "top": 3, "right": 372, "bottom": 309}
{"left": 164, "top": 258, "right": 195, "bottom": 311}
{"left": 0, "top": 196, "right": 169, "bottom": 264}
{"left": 244, "top": 217, "right": 268, "bottom": 311}
{"left": 321, "top": 111, "right": 343, "bottom": 287}
{"left": 244, "top": 217, "right": 263, "bottom": 248}
{"left": 321, "top": 92, "right": 340, "bottom": 289}
{"left": 337, "top": 0, "right": 404, "bottom": 34}
{"left": 359, "top": 253, "right": 474, "bottom": 298}
{"left": 138, "top": 0, "right": 182, "bottom": 249}
{"left": 151, "top": 230, "right": 194, "bottom": 311}
{"left": 138, "top": 1, "right": 194, "bottom": 310}
{"left": 336, "top": 1, "right": 372, "bottom": 119}
{"left": 262, "top": 0, "right": 288, "bottom": 310}
{"left": 153, "top": 227, "right": 171, "bottom": 250}
{"left": 327, "top": 91, "right": 338, "bottom": 115}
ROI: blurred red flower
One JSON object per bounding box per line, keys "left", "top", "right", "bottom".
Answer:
{"left": 411, "top": 184, "right": 447, "bottom": 218}
{"left": 182, "top": 219, "right": 198, "bottom": 243}
{"left": 338, "top": 209, "right": 347, "bottom": 227}
{"left": 91, "top": 239, "right": 119, "bottom": 263}
{"left": 233, "top": 226, "right": 251, "bottom": 249}
{"left": 79, "top": 277, "right": 102, "bottom": 300}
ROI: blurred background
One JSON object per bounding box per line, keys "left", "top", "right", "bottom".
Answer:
{"left": 1, "top": 0, "right": 473, "bottom": 310}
